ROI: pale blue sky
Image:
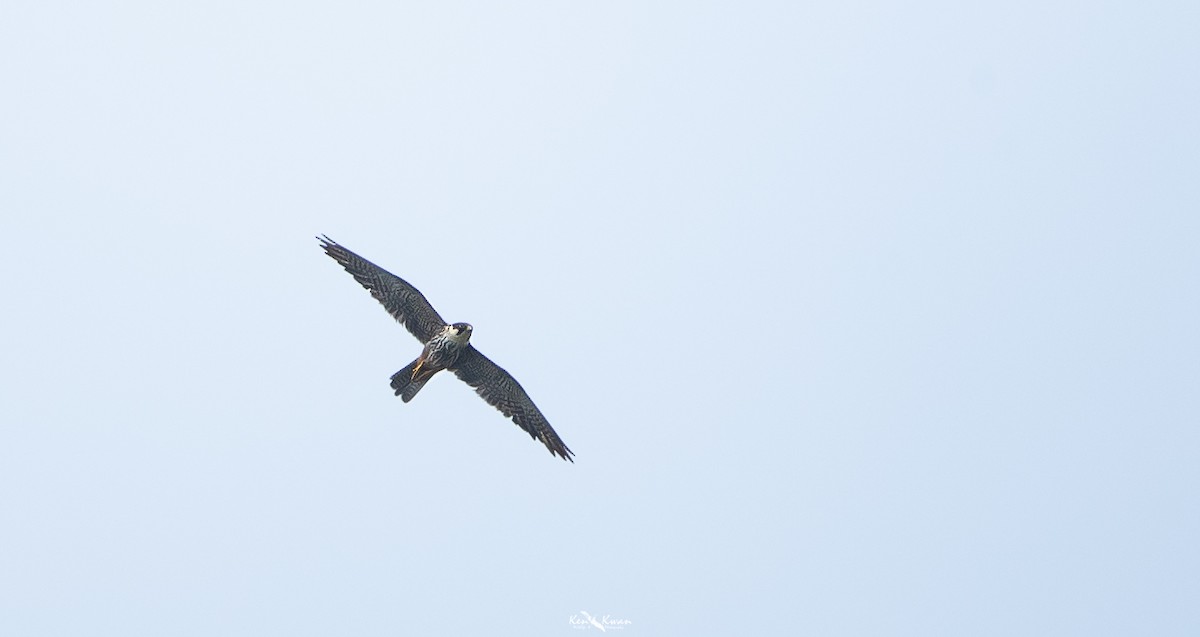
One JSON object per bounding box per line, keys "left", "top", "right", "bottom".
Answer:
{"left": 2, "top": 2, "right": 1197, "bottom": 635}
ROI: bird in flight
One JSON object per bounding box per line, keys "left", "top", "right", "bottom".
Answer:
{"left": 318, "top": 236, "right": 574, "bottom": 462}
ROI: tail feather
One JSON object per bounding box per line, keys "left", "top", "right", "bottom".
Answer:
{"left": 390, "top": 360, "right": 429, "bottom": 403}
{"left": 400, "top": 378, "right": 428, "bottom": 403}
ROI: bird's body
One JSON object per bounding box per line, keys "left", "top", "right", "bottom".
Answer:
{"left": 392, "top": 322, "right": 472, "bottom": 401}
{"left": 411, "top": 323, "right": 473, "bottom": 384}
{"left": 318, "top": 236, "right": 574, "bottom": 462}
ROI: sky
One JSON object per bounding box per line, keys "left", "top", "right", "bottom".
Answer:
{"left": 1, "top": 1, "right": 1198, "bottom": 635}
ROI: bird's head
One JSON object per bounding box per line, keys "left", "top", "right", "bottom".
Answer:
{"left": 449, "top": 322, "right": 473, "bottom": 343}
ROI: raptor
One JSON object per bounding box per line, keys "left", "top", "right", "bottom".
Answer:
{"left": 318, "top": 236, "right": 574, "bottom": 462}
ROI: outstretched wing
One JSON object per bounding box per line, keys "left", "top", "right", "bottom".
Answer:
{"left": 318, "top": 236, "right": 446, "bottom": 343}
{"left": 451, "top": 345, "right": 574, "bottom": 462}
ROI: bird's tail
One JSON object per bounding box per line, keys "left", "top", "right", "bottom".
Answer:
{"left": 390, "top": 359, "right": 430, "bottom": 403}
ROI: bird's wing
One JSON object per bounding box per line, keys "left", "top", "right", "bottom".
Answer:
{"left": 451, "top": 345, "right": 574, "bottom": 462}
{"left": 318, "top": 236, "right": 446, "bottom": 343}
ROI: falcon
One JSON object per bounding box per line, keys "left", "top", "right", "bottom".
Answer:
{"left": 318, "top": 235, "right": 574, "bottom": 462}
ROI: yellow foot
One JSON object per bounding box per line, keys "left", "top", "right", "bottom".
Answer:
{"left": 411, "top": 361, "right": 424, "bottom": 381}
